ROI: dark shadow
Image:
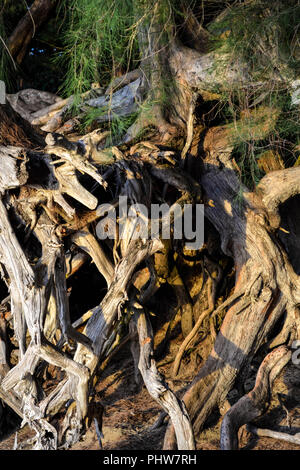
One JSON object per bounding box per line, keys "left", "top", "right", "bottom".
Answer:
{"left": 97, "top": 343, "right": 144, "bottom": 405}
{"left": 0, "top": 404, "right": 22, "bottom": 444}
{"left": 278, "top": 195, "right": 300, "bottom": 274}
{"left": 68, "top": 261, "right": 108, "bottom": 323}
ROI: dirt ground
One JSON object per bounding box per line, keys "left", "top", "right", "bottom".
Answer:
{"left": 1, "top": 329, "right": 300, "bottom": 451}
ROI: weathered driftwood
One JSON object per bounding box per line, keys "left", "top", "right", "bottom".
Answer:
{"left": 45, "top": 133, "right": 107, "bottom": 188}
{"left": 0, "top": 123, "right": 203, "bottom": 449}
{"left": 31, "top": 97, "right": 72, "bottom": 126}
{"left": 35, "top": 237, "right": 165, "bottom": 446}
{"left": 2, "top": 0, "right": 300, "bottom": 452}
{"left": 0, "top": 204, "right": 91, "bottom": 400}
{"left": 0, "top": 146, "right": 28, "bottom": 192}
{"left": 40, "top": 105, "right": 72, "bottom": 133}
{"left": 82, "top": 77, "right": 142, "bottom": 123}
{"left": 105, "top": 69, "right": 142, "bottom": 95}
{"left": 55, "top": 162, "right": 99, "bottom": 210}
{"left": 7, "top": 89, "right": 61, "bottom": 123}
{"left": 0, "top": 136, "right": 95, "bottom": 445}
{"left": 32, "top": 77, "right": 140, "bottom": 134}
{"left": 71, "top": 229, "right": 114, "bottom": 286}
{"left": 0, "top": 76, "right": 299, "bottom": 453}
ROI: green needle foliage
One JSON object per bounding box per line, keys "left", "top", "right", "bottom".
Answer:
{"left": 55, "top": 0, "right": 139, "bottom": 98}
{"left": 0, "top": 16, "right": 13, "bottom": 90}
{"left": 0, "top": 0, "right": 40, "bottom": 91}
{"left": 207, "top": 0, "right": 300, "bottom": 188}
{"left": 209, "top": 0, "right": 300, "bottom": 77}
{"left": 0, "top": 0, "right": 26, "bottom": 92}
{"left": 1, "top": 0, "right": 299, "bottom": 180}
{"left": 55, "top": 0, "right": 185, "bottom": 133}
{"left": 81, "top": 107, "right": 138, "bottom": 144}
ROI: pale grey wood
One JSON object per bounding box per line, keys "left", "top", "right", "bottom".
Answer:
{"left": 0, "top": 198, "right": 43, "bottom": 342}
{"left": 105, "top": 69, "right": 142, "bottom": 95}
{"left": 31, "top": 97, "right": 72, "bottom": 124}
{"left": 54, "top": 162, "right": 98, "bottom": 210}
{"left": 10, "top": 282, "right": 27, "bottom": 357}
{"left": 0, "top": 315, "right": 8, "bottom": 368}
{"left": 0, "top": 200, "right": 91, "bottom": 443}
{"left": 84, "top": 77, "right": 142, "bottom": 122}
{"left": 53, "top": 249, "right": 93, "bottom": 351}
{"left": 82, "top": 237, "right": 163, "bottom": 355}
{"left": 0, "top": 146, "right": 28, "bottom": 193}
{"left": 7, "top": 89, "right": 61, "bottom": 123}
{"left": 247, "top": 424, "right": 300, "bottom": 445}
{"left": 45, "top": 133, "right": 107, "bottom": 189}
{"left": 132, "top": 307, "right": 195, "bottom": 450}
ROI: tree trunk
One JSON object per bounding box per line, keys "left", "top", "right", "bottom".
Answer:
{"left": 163, "top": 124, "right": 300, "bottom": 448}
{"left": 7, "top": 0, "right": 58, "bottom": 64}
{"left": 0, "top": 0, "right": 299, "bottom": 452}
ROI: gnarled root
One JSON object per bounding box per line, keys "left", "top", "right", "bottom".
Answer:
{"left": 220, "top": 345, "right": 291, "bottom": 450}
{"left": 132, "top": 306, "right": 195, "bottom": 450}
{"left": 163, "top": 283, "right": 287, "bottom": 449}
{"left": 173, "top": 261, "right": 222, "bottom": 376}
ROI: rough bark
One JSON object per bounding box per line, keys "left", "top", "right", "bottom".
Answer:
{"left": 220, "top": 346, "right": 291, "bottom": 449}
{"left": 0, "top": 0, "right": 299, "bottom": 452}
{"left": 7, "top": 0, "right": 58, "bottom": 64}
{"left": 0, "top": 102, "right": 45, "bottom": 147}
{"left": 163, "top": 123, "right": 300, "bottom": 449}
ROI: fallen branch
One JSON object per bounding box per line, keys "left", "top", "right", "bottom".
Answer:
{"left": 247, "top": 424, "right": 300, "bottom": 446}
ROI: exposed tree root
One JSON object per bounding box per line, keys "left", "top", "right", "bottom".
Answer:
{"left": 247, "top": 424, "right": 300, "bottom": 446}
{"left": 163, "top": 123, "right": 300, "bottom": 449}
{"left": 220, "top": 345, "right": 291, "bottom": 449}
{"left": 173, "top": 261, "right": 222, "bottom": 376}
{"left": 0, "top": 31, "right": 300, "bottom": 450}
{"left": 131, "top": 306, "right": 195, "bottom": 449}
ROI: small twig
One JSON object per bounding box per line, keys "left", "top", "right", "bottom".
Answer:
{"left": 278, "top": 393, "right": 291, "bottom": 429}
{"left": 181, "top": 97, "right": 196, "bottom": 164}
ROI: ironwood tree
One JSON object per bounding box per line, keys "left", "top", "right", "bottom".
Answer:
{"left": 0, "top": 0, "right": 299, "bottom": 450}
